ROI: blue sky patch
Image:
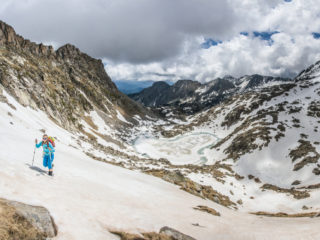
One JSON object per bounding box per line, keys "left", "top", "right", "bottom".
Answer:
{"left": 312, "top": 32, "right": 320, "bottom": 39}
{"left": 240, "top": 32, "right": 249, "bottom": 36}
{"left": 252, "top": 31, "right": 280, "bottom": 45}
{"left": 253, "top": 31, "right": 279, "bottom": 41}
{"left": 201, "top": 38, "right": 222, "bottom": 49}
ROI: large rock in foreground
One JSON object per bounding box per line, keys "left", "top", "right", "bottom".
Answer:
{"left": 0, "top": 198, "right": 57, "bottom": 239}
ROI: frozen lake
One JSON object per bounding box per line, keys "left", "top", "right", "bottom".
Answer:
{"left": 133, "top": 132, "right": 219, "bottom": 165}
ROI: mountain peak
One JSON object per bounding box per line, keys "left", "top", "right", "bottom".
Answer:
{"left": 175, "top": 79, "right": 198, "bottom": 84}
{"left": 174, "top": 79, "right": 201, "bottom": 88}
{"left": 222, "top": 75, "right": 236, "bottom": 81}
{"left": 55, "top": 43, "right": 107, "bottom": 74}
{"left": 152, "top": 81, "right": 170, "bottom": 87}
{"left": 0, "top": 20, "right": 55, "bottom": 56}
{"left": 0, "top": 20, "right": 20, "bottom": 45}
{"left": 56, "top": 43, "right": 81, "bottom": 59}
{"left": 0, "top": 20, "right": 84, "bottom": 59}
{"left": 295, "top": 60, "right": 320, "bottom": 81}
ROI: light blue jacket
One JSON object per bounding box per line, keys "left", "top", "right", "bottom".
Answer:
{"left": 36, "top": 141, "right": 55, "bottom": 156}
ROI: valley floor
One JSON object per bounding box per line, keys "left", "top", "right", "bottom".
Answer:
{"left": 134, "top": 132, "right": 219, "bottom": 165}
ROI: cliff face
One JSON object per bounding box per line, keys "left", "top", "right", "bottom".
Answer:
{"left": 0, "top": 20, "right": 150, "bottom": 131}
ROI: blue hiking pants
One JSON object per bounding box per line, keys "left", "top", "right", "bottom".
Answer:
{"left": 43, "top": 154, "right": 52, "bottom": 169}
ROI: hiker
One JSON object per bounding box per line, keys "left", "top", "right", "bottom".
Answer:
{"left": 35, "top": 134, "right": 55, "bottom": 176}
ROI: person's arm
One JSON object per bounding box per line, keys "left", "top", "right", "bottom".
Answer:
{"left": 35, "top": 141, "right": 42, "bottom": 148}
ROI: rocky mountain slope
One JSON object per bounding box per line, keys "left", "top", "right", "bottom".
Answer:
{"left": 147, "top": 59, "right": 320, "bottom": 213}
{"left": 129, "top": 75, "right": 291, "bottom": 116}
{"left": 0, "top": 20, "right": 151, "bottom": 133}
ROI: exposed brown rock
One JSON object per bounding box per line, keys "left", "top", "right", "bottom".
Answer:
{"left": 221, "top": 105, "right": 246, "bottom": 127}
{"left": 307, "top": 100, "right": 320, "bottom": 118}
{"left": 298, "top": 183, "right": 320, "bottom": 190}
{"left": 237, "top": 199, "right": 243, "bottom": 205}
{"left": 110, "top": 226, "right": 196, "bottom": 240}
{"left": 289, "top": 139, "right": 320, "bottom": 171}
{"left": 252, "top": 211, "right": 320, "bottom": 218}
{"left": 193, "top": 205, "right": 221, "bottom": 216}
{"left": 291, "top": 180, "right": 301, "bottom": 186}
{"left": 261, "top": 184, "right": 310, "bottom": 199}
{"left": 221, "top": 126, "right": 273, "bottom": 160}
{"left": 254, "top": 177, "right": 261, "bottom": 183}
{"left": 235, "top": 174, "right": 245, "bottom": 180}
{"left": 144, "top": 170, "right": 236, "bottom": 208}
{"left": 247, "top": 175, "right": 262, "bottom": 184}
{"left": 312, "top": 168, "right": 320, "bottom": 175}
{"left": 160, "top": 227, "right": 196, "bottom": 240}
{"left": 0, "top": 198, "right": 57, "bottom": 240}
{"left": 111, "top": 230, "right": 173, "bottom": 240}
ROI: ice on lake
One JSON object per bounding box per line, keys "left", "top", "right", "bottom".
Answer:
{"left": 133, "top": 132, "right": 219, "bottom": 165}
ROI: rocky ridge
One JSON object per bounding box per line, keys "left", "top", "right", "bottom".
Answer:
{"left": 131, "top": 58, "right": 320, "bottom": 215}
{"left": 0, "top": 20, "right": 151, "bottom": 134}
{"left": 129, "top": 74, "right": 291, "bottom": 116}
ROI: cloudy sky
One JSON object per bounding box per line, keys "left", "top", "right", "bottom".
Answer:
{"left": 1, "top": 0, "right": 320, "bottom": 82}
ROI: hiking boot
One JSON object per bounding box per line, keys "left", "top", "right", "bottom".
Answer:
{"left": 48, "top": 171, "right": 53, "bottom": 176}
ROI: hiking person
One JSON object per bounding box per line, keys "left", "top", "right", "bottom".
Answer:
{"left": 35, "top": 134, "right": 55, "bottom": 176}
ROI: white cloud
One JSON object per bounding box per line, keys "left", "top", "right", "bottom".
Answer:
{"left": 1, "top": 0, "right": 320, "bottom": 82}
{"left": 0, "top": 0, "right": 236, "bottom": 63}
{"left": 106, "top": 0, "right": 320, "bottom": 82}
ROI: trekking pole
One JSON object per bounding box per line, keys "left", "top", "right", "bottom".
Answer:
{"left": 32, "top": 146, "right": 36, "bottom": 166}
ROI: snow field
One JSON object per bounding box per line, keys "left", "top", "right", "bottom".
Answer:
{"left": 1, "top": 88, "right": 320, "bottom": 239}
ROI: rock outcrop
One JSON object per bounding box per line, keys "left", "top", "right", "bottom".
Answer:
{"left": 0, "top": 198, "right": 57, "bottom": 240}
{"left": 159, "top": 227, "right": 196, "bottom": 240}
{"left": 111, "top": 226, "right": 196, "bottom": 240}
{"left": 193, "top": 205, "right": 221, "bottom": 216}
{"left": 144, "top": 169, "right": 236, "bottom": 208}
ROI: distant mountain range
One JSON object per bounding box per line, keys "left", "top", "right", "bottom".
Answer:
{"left": 114, "top": 80, "right": 173, "bottom": 94}
{"left": 128, "top": 74, "right": 292, "bottom": 115}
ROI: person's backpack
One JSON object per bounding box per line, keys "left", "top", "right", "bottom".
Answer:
{"left": 48, "top": 136, "right": 55, "bottom": 147}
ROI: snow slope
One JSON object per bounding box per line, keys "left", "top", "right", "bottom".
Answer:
{"left": 156, "top": 74, "right": 320, "bottom": 213}
{"left": 2, "top": 87, "right": 320, "bottom": 240}
{"left": 134, "top": 67, "right": 320, "bottom": 215}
